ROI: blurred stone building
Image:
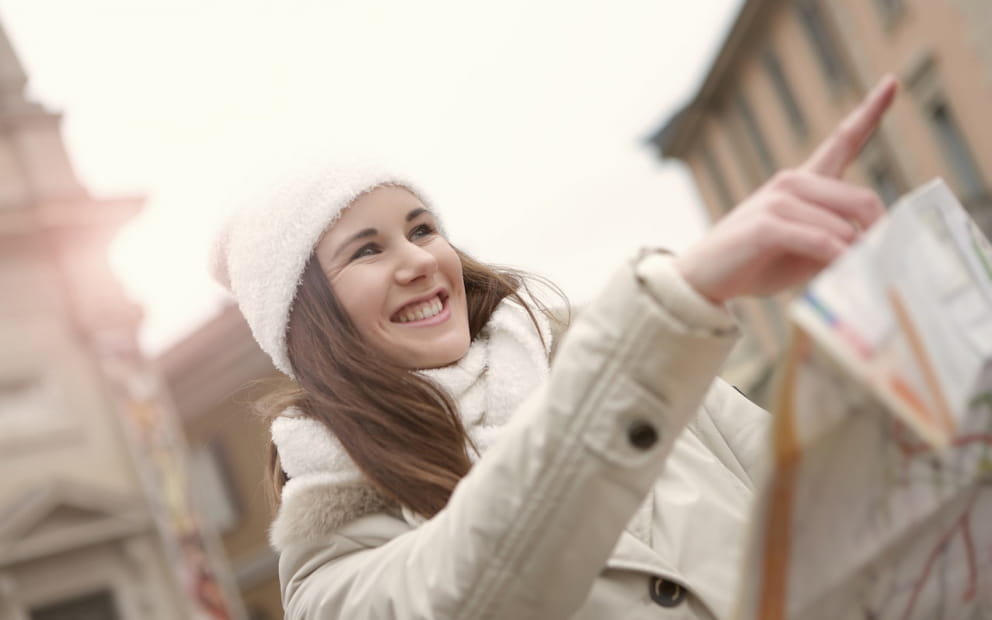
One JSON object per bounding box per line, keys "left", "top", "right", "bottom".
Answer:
{"left": 156, "top": 306, "right": 283, "bottom": 620}
{"left": 650, "top": 0, "right": 992, "bottom": 404}
{"left": 0, "top": 19, "right": 243, "bottom": 620}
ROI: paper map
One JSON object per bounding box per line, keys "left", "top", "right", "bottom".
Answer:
{"left": 736, "top": 179, "right": 992, "bottom": 619}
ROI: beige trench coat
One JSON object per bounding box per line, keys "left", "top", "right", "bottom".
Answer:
{"left": 276, "top": 254, "right": 771, "bottom": 619}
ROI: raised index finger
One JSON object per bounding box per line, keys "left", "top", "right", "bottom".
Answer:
{"left": 803, "top": 74, "right": 898, "bottom": 178}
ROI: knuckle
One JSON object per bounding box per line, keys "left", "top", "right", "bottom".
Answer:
{"left": 802, "top": 231, "right": 832, "bottom": 258}
{"left": 839, "top": 217, "right": 859, "bottom": 240}
{"left": 770, "top": 168, "right": 798, "bottom": 191}
{"left": 762, "top": 191, "right": 791, "bottom": 216}
{"left": 856, "top": 187, "right": 885, "bottom": 216}
{"left": 759, "top": 192, "right": 781, "bottom": 215}
{"left": 871, "top": 193, "right": 887, "bottom": 214}
{"left": 813, "top": 232, "right": 834, "bottom": 253}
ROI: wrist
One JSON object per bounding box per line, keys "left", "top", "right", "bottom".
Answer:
{"left": 636, "top": 249, "right": 736, "bottom": 334}
{"left": 673, "top": 252, "right": 725, "bottom": 306}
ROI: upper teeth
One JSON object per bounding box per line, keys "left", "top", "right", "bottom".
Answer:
{"left": 395, "top": 296, "right": 443, "bottom": 323}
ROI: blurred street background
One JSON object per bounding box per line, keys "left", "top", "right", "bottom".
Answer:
{"left": 1, "top": 1, "right": 990, "bottom": 618}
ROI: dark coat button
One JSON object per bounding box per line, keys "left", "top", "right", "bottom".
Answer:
{"left": 649, "top": 576, "right": 687, "bottom": 607}
{"left": 627, "top": 420, "right": 658, "bottom": 450}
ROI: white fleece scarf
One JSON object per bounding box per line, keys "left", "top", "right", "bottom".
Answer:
{"left": 270, "top": 297, "right": 552, "bottom": 531}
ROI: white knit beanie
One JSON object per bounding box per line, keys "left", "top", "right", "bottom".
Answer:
{"left": 209, "top": 161, "right": 432, "bottom": 378}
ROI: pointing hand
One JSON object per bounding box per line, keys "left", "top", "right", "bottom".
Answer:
{"left": 675, "top": 75, "right": 898, "bottom": 303}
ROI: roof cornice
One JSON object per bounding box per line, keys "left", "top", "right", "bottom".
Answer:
{"left": 647, "top": 0, "right": 780, "bottom": 159}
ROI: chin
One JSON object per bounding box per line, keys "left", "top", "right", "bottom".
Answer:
{"left": 418, "top": 349, "right": 468, "bottom": 369}
{"left": 408, "top": 338, "right": 471, "bottom": 370}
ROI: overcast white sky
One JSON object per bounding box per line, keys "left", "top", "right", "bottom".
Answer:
{"left": 0, "top": 0, "right": 742, "bottom": 354}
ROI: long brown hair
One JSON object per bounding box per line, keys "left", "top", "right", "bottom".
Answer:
{"left": 257, "top": 248, "right": 566, "bottom": 518}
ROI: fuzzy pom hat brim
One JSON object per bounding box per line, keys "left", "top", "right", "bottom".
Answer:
{"left": 209, "top": 162, "right": 433, "bottom": 378}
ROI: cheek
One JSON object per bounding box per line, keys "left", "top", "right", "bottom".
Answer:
{"left": 437, "top": 246, "right": 465, "bottom": 290}
{"left": 332, "top": 271, "right": 386, "bottom": 331}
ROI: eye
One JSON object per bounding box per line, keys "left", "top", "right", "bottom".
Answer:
{"left": 349, "top": 243, "right": 380, "bottom": 261}
{"left": 410, "top": 223, "right": 436, "bottom": 240}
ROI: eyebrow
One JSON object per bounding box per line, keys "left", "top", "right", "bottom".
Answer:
{"left": 331, "top": 208, "right": 433, "bottom": 260}
{"left": 406, "top": 207, "right": 429, "bottom": 221}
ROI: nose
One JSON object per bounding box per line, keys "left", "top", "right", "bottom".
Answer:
{"left": 394, "top": 240, "right": 438, "bottom": 284}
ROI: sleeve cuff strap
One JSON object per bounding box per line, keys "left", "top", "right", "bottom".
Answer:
{"left": 634, "top": 250, "right": 737, "bottom": 334}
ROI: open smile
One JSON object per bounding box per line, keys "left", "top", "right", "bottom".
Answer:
{"left": 391, "top": 291, "right": 451, "bottom": 325}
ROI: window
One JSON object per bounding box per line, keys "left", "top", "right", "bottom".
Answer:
{"left": 860, "top": 136, "right": 906, "bottom": 206}
{"left": 191, "top": 440, "right": 241, "bottom": 534}
{"left": 735, "top": 94, "right": 777, "bottom": 178}
{"left": 867, "top": 163, "right": 903, "bottom": 206}
{"left": 763, "top": 48, "right": 808, "bottom": 140}
{"left": 720, "top": 104, "right": 763, "bottom": 190}
{"left": 795, "top": 0, "right": 847, "bottom": 91}
{"left": 699, "top": 139, "right": 736, "bottom": 213}
{"left": 926, "top": 99, "right": 986, "bottom": 200}
{"left": 0, "top": 365, "right": 73, "bottom": 446}
{"left": 907, "top": 54, "right": 987, "bottom": 201}
{"left": 873, "top": 0, "right": 906, "bottom": 29}
{"left": 30, "top": 590, "right": 121, "bottom": 620}
{"left": 0, "top": 374, "right": 48, "bottom": 421}
{"left": 249, "top": 608, "right": 275, "bottom": 620}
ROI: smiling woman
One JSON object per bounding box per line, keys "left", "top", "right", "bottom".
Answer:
{"left": 209, "top": 77, "right": 897, "bottom": 619}
{"left": 212, "top": 163, "right": 556, "bottom": 526}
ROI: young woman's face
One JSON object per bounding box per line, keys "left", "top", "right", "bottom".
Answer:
{"left": 315, "top": 185, "right": 471, "bottom": 369}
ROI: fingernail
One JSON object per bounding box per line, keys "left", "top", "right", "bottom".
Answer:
{"left": 877, "top": 73, "right": 898, "bottom": 92}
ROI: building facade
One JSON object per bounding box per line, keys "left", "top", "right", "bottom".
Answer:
{"left": 650, "top": 0, "right": 992, "bottom": 403}
{"left": 156, "top": 305, "right": 284, "bottom": 620}
{"left": 0, "top": 19, "right": 244, "bottom": 620}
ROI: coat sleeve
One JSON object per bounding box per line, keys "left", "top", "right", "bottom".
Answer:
{"left": 279, "top": 254, "right": 740, "bottom": 620}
